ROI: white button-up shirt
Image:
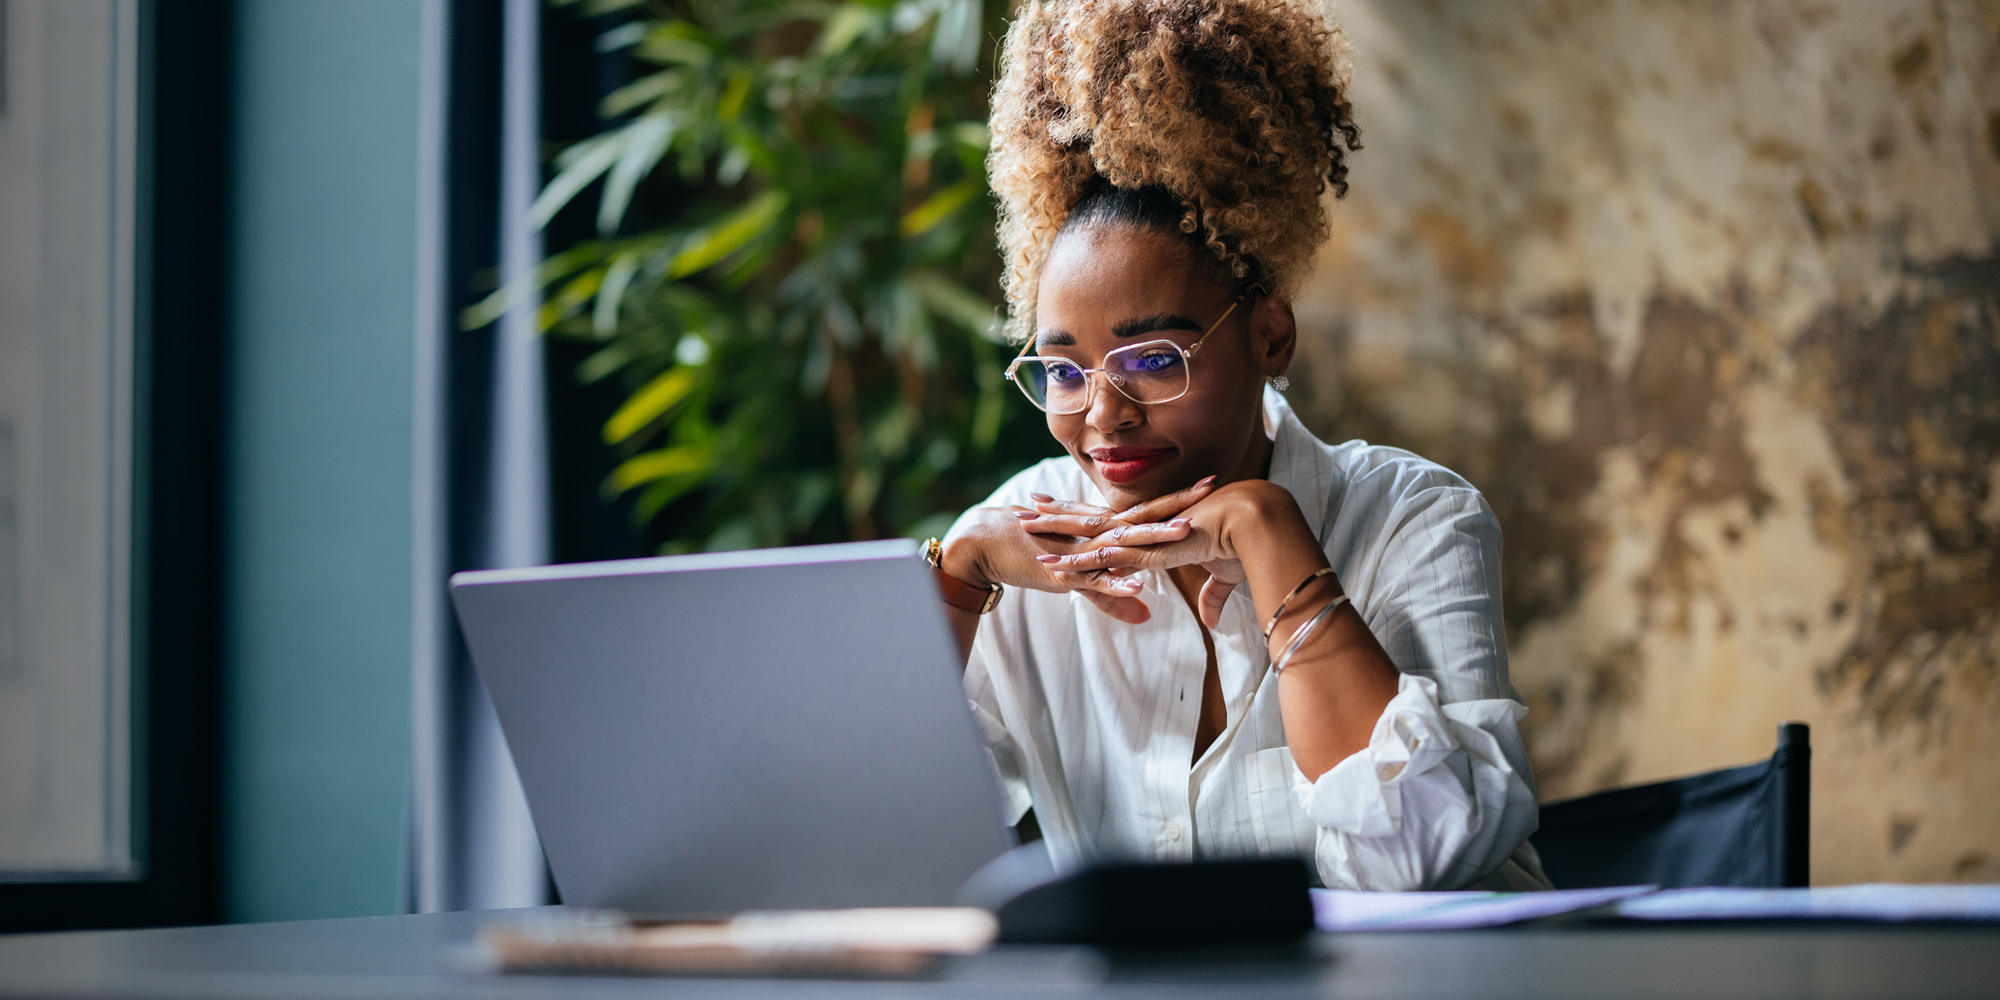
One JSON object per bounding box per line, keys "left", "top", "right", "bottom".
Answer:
{"left": 960, "top": 390, "right": 1550, "bottom": 891}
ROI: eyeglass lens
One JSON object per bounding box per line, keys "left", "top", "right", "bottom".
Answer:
{"left": 1014, "top": 341, "right": 1190, "bottom": 414}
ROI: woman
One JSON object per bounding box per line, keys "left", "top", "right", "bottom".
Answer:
{"left": 929, "top": 0, "right": 1548, "bottom": 891}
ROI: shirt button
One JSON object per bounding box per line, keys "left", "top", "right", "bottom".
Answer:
{"left": 1166, "top": 820, "right": 1182, "bottom": 842}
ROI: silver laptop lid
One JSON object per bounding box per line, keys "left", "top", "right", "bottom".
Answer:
{"left": 449, "top": 539, "right": 1014, "bottom": 918}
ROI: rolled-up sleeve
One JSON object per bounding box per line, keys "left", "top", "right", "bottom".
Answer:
{"left": 1291, "top": 485, "right": 1541, "bottom": 890}
{"left": 1295, "top": 674, "right": 1540, "bottom": 889}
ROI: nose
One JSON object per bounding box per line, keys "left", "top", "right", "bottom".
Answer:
{"left": 1083, "top": 370, "right": 1144, "bottom": 434}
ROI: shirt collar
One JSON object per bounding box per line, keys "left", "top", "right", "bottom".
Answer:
{"left": 1262, "top": 386, "right": 1336, "bottom": 544}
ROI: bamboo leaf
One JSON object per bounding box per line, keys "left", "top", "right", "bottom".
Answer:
{"left": 899, "top": 176, "right": 980, "bottom": 238}
{"left": 609, "top": 444, "right": 713, "bottom": 491}
{"left": 599, "top": 71, "right": 674, "bottom": 116}
{"left": 459, "top": 243, "right": 610, "bottom": 330}
{"left": 716, "top": 71, "right": 754, "bottom": 123}
{"left": 594, "top": 21, "right": 647, "bottom": 52}
{"left": 817, "top": 4, "right": 878, "bottom": 56}
{"left": 604, "top": 365, "right": 705, "bottom": 443}
{"left": 636, "top": 24, "right": 715, "bottom": 67}
{"left": 536, "top": 267, "right": 606, "bottom": 331}
{"left": 950, "top": 120, "right": 988, "bottom": 149}
{"left": 907, "top": 270, "right": 999, "bottom": 338}
{"left": 592, "top": 251, "right": 643, "bottom": 338}
{"left": 667, "top": 191, "right": 789, "bottom": 278}
{"left": 531, "top": 134, "right": 626, "bottom": 230}
{"left": 599, "top": 115, "right": 676, "bottom": 235}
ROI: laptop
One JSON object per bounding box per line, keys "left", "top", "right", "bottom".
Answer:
{"left": 449, "top": 539, "right": 1017, "bottom": 918}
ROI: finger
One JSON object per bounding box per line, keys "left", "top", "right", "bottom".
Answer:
{"left": 1198, "top": 575, "right": 1238, "bottom": 629}
{"left": 1075, "top": 589, "right": 1153, "bottom": 624}
{"left": 1094, "top": 519, "right": 1192, "bottom": 547}
{"left": 1021, "top": 515, "right": 1191, "bottom": 544}
{"left": 1115, "top": 474, "right": 1219, "bottom": 524}
{"left": 1029, "top": 495, "right": 1118, "bottom": 519}
{"left": 1037, "top": 545, "right": 1154, "bottom": 573}
{"left": 1051, "top": 569, "right": 1143, "bottom": 597}
{"left": 1015, "top": 511, "right": 1121, "bottom": 537}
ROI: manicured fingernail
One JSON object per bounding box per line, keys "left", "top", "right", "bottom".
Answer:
{"left": 1030, "top": 493, "right": 1053, "bottom": 503}
{"left": 1037, "top": 554, "right": 1062, "bottom": 563}
{"left": 1169, "top": 517, "right": 1191, "bottom": 527}
{"left": 1196, "top": 475, "right": 1217, "bottom": 487}
{"left": 1013, "top": 510, "right": 1038, "bottom": 519}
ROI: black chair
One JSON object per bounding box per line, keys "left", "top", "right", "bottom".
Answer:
{"left": 1530, "top": 722, "right": 1810, "bottom": 889}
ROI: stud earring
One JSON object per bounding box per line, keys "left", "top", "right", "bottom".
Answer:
{"left": 1271, "top": 375, "right": 1290, "bottom": 392}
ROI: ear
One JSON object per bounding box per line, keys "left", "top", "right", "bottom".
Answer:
{"left": 1249, "top": 294, "right": 1299, "bottom": 379}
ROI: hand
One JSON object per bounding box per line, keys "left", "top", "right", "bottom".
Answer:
{"left": 1021, "top": 479, "right": 1309, "bottom": 628}
{"left": 941, "top": 477, "right": 1220, "bottom": 623}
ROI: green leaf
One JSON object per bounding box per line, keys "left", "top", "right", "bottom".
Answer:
{"left": 950, "top": 120, "right": 989, "bottom": 149}
{"left": 636, "top": 24, "right": 716, "bottom": 67}
{"left": 817, "top": 3, "right": 879, "bottom": 56}
{"left": 459, "top": 243, "right": 609, "bottom": 330}
{"left": 592, "top": 251, "right": 643, "bottom": 338}
{"left": 530, "top": 134, "right": 626, "bottom": 230}
{"left": 604, "top": 365, "right": 705, "bottom": 444}
{"left": 594, "top": 21, "right": 648, "bottom": 52}
{"left": 716, "top": 70, "right": 754, "bottom": 123}
{"left": 599, "top": 115, "right": 677, "bottom": 235}
{"left": 907, "top": 270, "right": 999, "bottom": 338}
{"left": 899, "top": 176, "right": 980, "bottom": 238}
{"left": 536, "top": 267, "right": 606, "bottom": 332}
{"left": 609, "top": 444, "right": 713, "bottom": 491}
{"left": 667, "top": 191, "right": 789, "bottom": 278}
{"left": 599, "top": 71, "right": 675, "bottom": 117}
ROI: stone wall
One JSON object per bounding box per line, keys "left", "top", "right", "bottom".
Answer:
{"left": 1294, "top": 0, "right": 2000, "bottom": 883}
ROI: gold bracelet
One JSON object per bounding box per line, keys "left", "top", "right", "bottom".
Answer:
{"left": 1263, "top": 567, "right": 1335, "bottom": 641}
{"left": 923, "top": 537, "right": 1002, "bottom": 614}
{"left": 1271, "top": 594, "right": 1349, "bottom": 675}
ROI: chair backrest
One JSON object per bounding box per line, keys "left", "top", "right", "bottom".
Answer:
{"left": 1530, "top": 723, "right": 1810, "bottom": 889}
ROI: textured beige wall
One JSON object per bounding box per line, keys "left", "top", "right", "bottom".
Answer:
{"left": 1292, "top": 0, "right": 2000, "bottom": 883}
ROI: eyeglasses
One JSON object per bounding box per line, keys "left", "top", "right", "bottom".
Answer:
{"left": 1004, "top": 296, "right": 1245, "bottom": 415}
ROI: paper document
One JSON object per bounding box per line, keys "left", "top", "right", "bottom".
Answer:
{"left": 1616, "top": 884, "right": 2000, "bottom": 922}
{"left": 1312, "top": 885, "right": 1654, "bottom": 931}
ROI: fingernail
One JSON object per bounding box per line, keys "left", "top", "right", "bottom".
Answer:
{"left": 1013, "top": 510, "right": 1038, "bottom": 520}
{"left": 1196, "top": 475, "right": 1217, "bottom": 487}
{"left": 1169, "top": 517, "right": 1191, "bottom": 527}
{"left": 1036, "top": 554, "right": 1062, "bottom": 563}
{"left": 1030, "top": 493, "right": 1053, "bottom": 503}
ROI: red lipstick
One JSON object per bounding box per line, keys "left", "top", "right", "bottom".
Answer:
{"left": 1087, "top": 445, "right": 1174, "bottom": 484}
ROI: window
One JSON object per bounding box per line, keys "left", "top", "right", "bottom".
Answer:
{"left": 0, "top": 0, "right": 139, "bottom": 881}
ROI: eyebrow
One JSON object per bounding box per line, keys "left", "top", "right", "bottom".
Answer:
{"left": 1113, "top": 313, "right": 1204, "bottom": 339}
{"left": 1035, "top": 313, "right": 1204, "bottom": 350}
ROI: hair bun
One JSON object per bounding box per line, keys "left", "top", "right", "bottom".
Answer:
{"left": 990, "top": 0, "right": 1361, "bottom": 341}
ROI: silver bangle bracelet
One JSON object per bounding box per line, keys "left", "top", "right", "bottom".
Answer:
{"left": 1271, "top": 594, "right": 1350, "bottom": 675}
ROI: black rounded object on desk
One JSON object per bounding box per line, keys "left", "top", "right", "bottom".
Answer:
{"left": 994, "top": 858, "right": 1315, "bottom": 946}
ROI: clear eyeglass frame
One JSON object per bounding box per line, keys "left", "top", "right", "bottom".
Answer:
{"left": 1004, "top": 295, "right": 1247, "bottom": 415}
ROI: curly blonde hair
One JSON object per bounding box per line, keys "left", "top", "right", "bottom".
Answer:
{"left": 989, "top": 0, "right": 1360, "bottom": 340}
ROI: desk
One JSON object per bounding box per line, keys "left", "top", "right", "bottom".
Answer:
{"left": 1, "top": 907, "right": 1994, "bottom": 1000}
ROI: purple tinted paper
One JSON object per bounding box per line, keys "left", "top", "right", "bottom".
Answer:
{"left": 1616, "top": 884, "right": 2000, "bottom": 922}
{"left": 1313, "top": 885, "right": 1655, "bottom": 931}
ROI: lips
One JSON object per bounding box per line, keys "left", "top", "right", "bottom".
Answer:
{"left": 1087, "top": 445, "right": 1175, "bottom": 484}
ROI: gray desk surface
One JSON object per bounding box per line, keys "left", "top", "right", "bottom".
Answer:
{"left": 1, "top": 907, "right": 1995, "bottom": 1000}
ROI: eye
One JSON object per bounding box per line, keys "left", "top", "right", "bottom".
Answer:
{"left": 1128, "top": 350, "right": 1183, "bottom": 373}
{"left": 1045, "top": 361, "right": 1084, "bottom": 382}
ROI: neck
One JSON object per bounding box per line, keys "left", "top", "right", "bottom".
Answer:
{"left": 1221, "top": 410, "right": 1277, "bottom": 487}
